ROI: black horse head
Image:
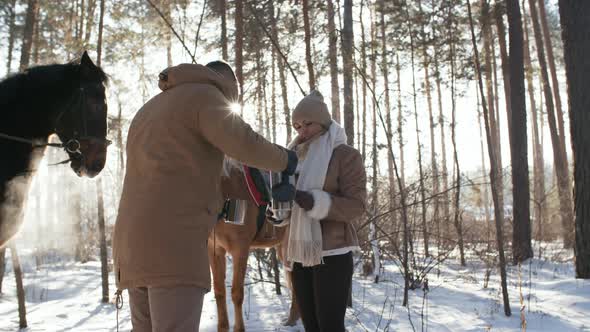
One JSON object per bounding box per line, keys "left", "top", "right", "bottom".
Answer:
{"left": 52, "top": 51, "right": 110, "bottom": 178}
{"left": 0, "top": 51, "right": 110, "bottom": 247}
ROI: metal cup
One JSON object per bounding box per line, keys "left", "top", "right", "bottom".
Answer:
{"left": 224, "top": 199, "right": 247, "bottom": 225}
{"left": 269, "top": 171, "right": 294, "bottom": 221}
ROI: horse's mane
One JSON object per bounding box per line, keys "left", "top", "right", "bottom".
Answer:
{"left": 0, "top": 58, "right": 108, "bottom": 109}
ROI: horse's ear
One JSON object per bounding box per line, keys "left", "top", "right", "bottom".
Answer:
{"left": 80, "top": 50, "right": 97, "bottom": 69}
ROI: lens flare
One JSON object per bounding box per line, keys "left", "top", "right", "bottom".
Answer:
{"left": 230, "top": 103, "right": 241, "bottom": 114}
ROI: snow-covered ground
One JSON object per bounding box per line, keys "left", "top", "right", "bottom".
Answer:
{"left": 1, "top": 244, "right": 589, "bottom": 331}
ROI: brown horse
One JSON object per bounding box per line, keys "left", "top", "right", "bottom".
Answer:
{"left": 208, "top": 166, "right": 299, "bottom": 332}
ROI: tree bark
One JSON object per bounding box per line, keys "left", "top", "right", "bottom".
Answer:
{"left": 96, "top": 0, "right": 109, "bottom": 303}
{"left": 342, "top": 0, "right": 355, "bottom": 146}
{"left": 558, "top": 0, "right": 590, "bottom": 278}
{"left": 19, "top": 0, "right": 40, "bottom": 72}
{"left": 396, "top": 54, "right": 406, "bottom": 188}
{"left": 327, "top": 0, "right": 341, "bottom": 122}
{"left": 0, "top": 248, "right": 5, "bottom": 293}
{"left": 538, "top": 0, "right": 566, "bottom": 160}
{"left": 523, "top": 0, "right": 546, "bottom": 243}
{"left": 467, "top": 0, "right": 511, "bottom": 316}
{"left": 235, "top": 0, "right": 244, "bottom": 105}
{"left": 10, "top": 244, "right": 28, "bottom": 328}
{"left": 418, "top": 0, "right": 436, "bottom": 257}
{"left": 481, "top": 0, "right": 505, "bottom": 230}
{"left": 370, "top": 14, "right": 380, "bottom": 284}
{"left": 506, "top": 0, "right": 533, "bottom": 263}
{"left": 360, "top": 0, "right": 368, "bottom": 161}
{"left": 434, "top": 40, "right": 449, "bottom": 252}
{"left": 529, "top": 0, "right": 574, "bottom": 248}
{"left": 407, "top": 8, "right": 428, "bottom": 261}
{"left": 5, "top": 0, "right": 17, "bottom": 74}
{"left": 379, "top": 0, "right": 396, "bottom": 236}
{"left": 83, "top": 0, "right": 97, "bottom": 48}
{"left": 272, "top": 7, "right": 291, "bottom": 144}
{"left": 448, "top": 13, "right": 465, "bottom": 264}
{"left": 220, "top": 0, "right": 228, "bottom": 60}
{"left": 302, "top": 0, "right": 315, "bottom": 91}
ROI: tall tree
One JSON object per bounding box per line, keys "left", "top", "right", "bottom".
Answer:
{"left": 523, "top": 0, "right": 546, "bottom": 242}
{"left": 10, "top": 244, "right": 27, "bottom": 328}
{"left": 528, "top": 0, "right": 574, "bottom": 248}
{"left": 538, "top": 0, "right": 566, "bottom": 161}
{"left": 558, "top": 0, "right": 590, "bottom": 278}
{"left": 467, "top": 0, "right": 511, "bottom": 316}
{"left": 379, "top": 0, "right": 396, "bottom": 235}
{"left": 417, "top": 0, "right": 437, "bottom": 257}
{"left": 506, "top": 0, "right": 533, "bottom": 262}
{"left": 19, "top": 0, "right": 40, "bottom": 71}
{"left": 302, "top": 0, "right": 315, "bottom": 90}
{"left": 327, "top": 0, "right": 341, "bottom": 122}
{"left": 235, "top": 0, "right": 244, "bottom": 105}
{"left": 5, "top": 0, "right": 17, "bottom": 74}
{"left": 96, "top": 0, "right": 109, "bottom": 303}
{"left": 219, "top": 0, "right": 228, "bottom": 60}
{"left": 342, "top": 0, "right": 355, "bottom": 146}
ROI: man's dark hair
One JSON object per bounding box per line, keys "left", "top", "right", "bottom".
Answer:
{"left": 206, "top": 60, "right": 236, "bottom": 81}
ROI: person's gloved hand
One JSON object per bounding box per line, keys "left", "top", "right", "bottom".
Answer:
{"left": 272, "top": 181, "right": 296, "bottom": 202}
{"left": 283, "top": 149, "right": 298, "bottom": 176}
{"left": 295, "top": 190, "right": 314, "bottom": 211}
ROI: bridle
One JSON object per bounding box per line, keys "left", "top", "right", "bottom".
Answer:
{"left": 0, "top": 84, "right": 111, "bottom": 166}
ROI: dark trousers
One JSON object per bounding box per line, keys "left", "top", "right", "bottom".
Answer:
{"left": 292, "top": 252, "right": 353, "bottom": 332}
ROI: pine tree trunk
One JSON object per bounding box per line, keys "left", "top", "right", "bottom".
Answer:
{"left": 406, "top": 9, "right": 428, "bottom": 260}
{"left": 494, "top": 4, "right": 513, "bottom": 141}
{"left": 538, "top": 0, "right": 566, "bottom": 160}
{"left": 6, "top": 0, "right": 17, "bottom": 74}
{"left": 302, "top": 0, "right": 315, "bottom": 90}
{"left": 434, "top": 43, "right": 449, "bottom": 252}
{"left": 342, "top": 0, "right": 355, "bottom": 146}
{"left": 96, "top": 0, "right": 109, "bottom": 303}
{"left": 96, "top": 179, "right": 109, "bottom": 302}
{"left": 19, "top": 0, "right": 40, "bottom": 72}
{"left": 79, "top": 0, "right": 86, "bottom": 41}
{"left": 506, "top": 0, "right": 533, "bottom": 263}
{"left": 370, "top": 15, "right": 380, "bottom": 284}
{"left": 418, "top": 0, "right": 436, "bottom": 257}
{"left": 165, "top": 0, "right": 173, "bottom": 67}
{"left": 0, "top": 248, "right": 5, "bottom": 293}
{"left": 32, "top": 6, "right": 40, "bottom": 64}
{"left": 449, "top": 25, "right": 465, "bottom": 264}
{"left": 481, "top": 1, "right": 505, "bottom": 229}
{"left": 379, "top": 1, "right": 396, "bottom": 234}
{"left": 558, "top": 0, "right": 590, "bottom": 278}
{"left": 220, "top": 0, "right": 228, "bottom": 60}
{"left": 10, "top": 244, "right": 28, "bottom": 328}
{"left": 360, "top": 0, "right": 368, "bottom": 161}
{"left": 467, "top": 0, "right": 511, "bottom": 316}
{"left": 523, "top": 1, "right": 546, "bottom": 242}
{"left": 270, "top": 248, "right": 281, "bottom": 295}
{"left": 271, "top": 50, "right": 277, "bottom": 143}
{"left": 327, "top": 0, "right": 340, "bottom": 122}
{"left": 396, "top": 55, "right": 406, "bottom": 187}
{"left": 83, "top": 0, "right": 97, "bottom": 47}
{"left": 270, "top": 5, "right": 291, "bottom": 144}
{"left": 477, "top": 94, "right": 492, "bottom": 247}
{"left": 528, "top": 0, "right": 574, "bottom": 248}
{"left": 235, "top": 0, "right": 244, "bottom": 105}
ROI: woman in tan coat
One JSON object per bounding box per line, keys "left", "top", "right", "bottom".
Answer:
{"left": 285, "top": 90, "right": 367, "bottom": 332}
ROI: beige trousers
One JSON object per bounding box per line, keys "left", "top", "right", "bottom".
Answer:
{"left": 128, "top": 286, "right": 207, "bottom": 332}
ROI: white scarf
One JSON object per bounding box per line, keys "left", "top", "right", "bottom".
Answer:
{"left": 286, "top": 120, "right": 347, "bottom": 267}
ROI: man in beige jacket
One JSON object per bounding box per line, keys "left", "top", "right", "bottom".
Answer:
{"left": 112, "top": 61, "right": 296, "bottom": 332}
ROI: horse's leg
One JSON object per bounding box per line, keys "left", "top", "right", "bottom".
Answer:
{"left": 231, "top": 253, "right": 249, "bottom": 332}
{"left": 209, "top": 242, "right": 229, "bottom": 332}
{"left": 284, "top": 270, "right": 300, "bottom": 326}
